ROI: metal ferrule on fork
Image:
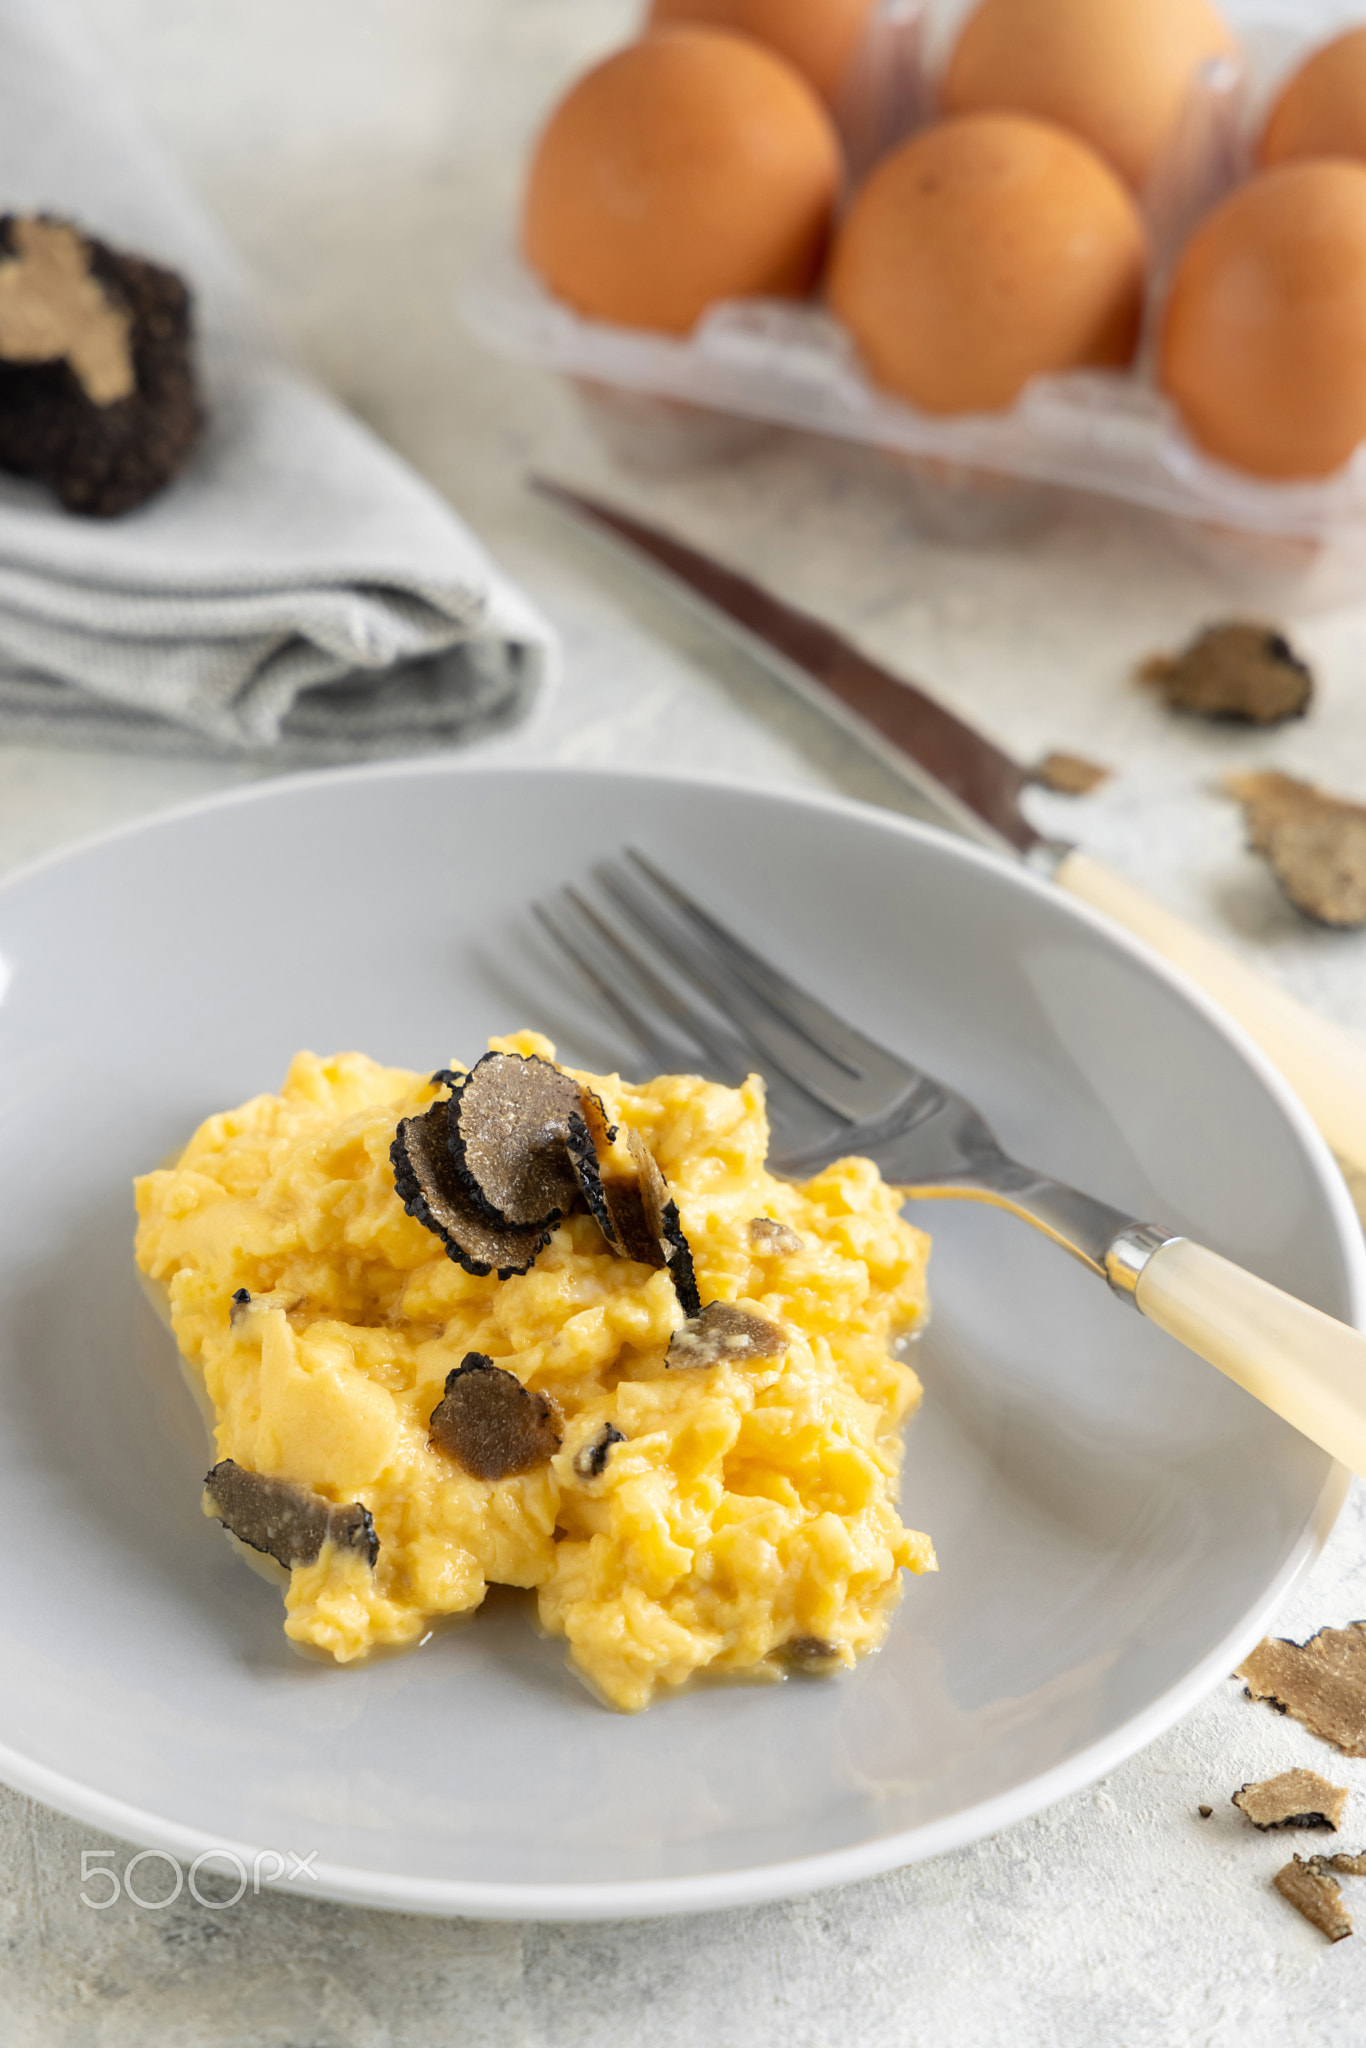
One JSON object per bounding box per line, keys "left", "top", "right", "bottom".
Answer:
{"left": 1103, "top": 1223, "right": 1185, "bottom": 1303}
{"left": 891, "top": 1169, "right": 1181, "bottom": 1305}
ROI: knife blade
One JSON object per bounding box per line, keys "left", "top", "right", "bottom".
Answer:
{"left": 531, "top": 474, "right": 1366, "bottom": 1209}
{"left": 534, "top": 474, "right": 1040, "bottom": 861}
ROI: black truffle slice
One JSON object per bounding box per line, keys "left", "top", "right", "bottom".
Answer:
{"left": 428, "top": 1354, "right": 562, "bottom": 1480}
{"left": 1236, "top": 1621, "right": 1366, "bottom": 1756}
{"left": 391, "top": 1081, "right": 553, "bottom": 1278}
{"left": 573, "top": 1423, "right": 625, "bottom": 1480}
{"left": 1224, "top": 773, "right": 1366, "bottom": 928}
{"left": 204, "top": 1460, "right": 378, "bottom": 1570}
{"left": 1233, "top": 1769, "right": 1348, "bottom": 1832}
{"left": 566, "top": 1095, "right": 670, "bottom": 1265}
{"left": 566, "top": 1108, "right": 615, "bottom": 1240}
{"left": 1267, "top": 815, "right": 1366, "bottom": 929}
{"left": 566, "top": 1105, "right": 679, "bottom": 1269}
{"left": 0, "top": 214, "right": 201, "bottom": 516}
{"left": 629, "top": 1130, "right": 701, "bottom": 1316}
{"left": 667, "top": 1302, "right": 788, "bottom": 1369}
{"left": 1140, "top": 622, "right": 1312, "bottom": 725}
{"left": 598, "top": 1166, "right": 668, "bottom": 1267}
{"left": 1274, "top": 1857, "right": 1353, "bottom": 1942}
{"left": 565, "top": 1084, "right": 623, "bottom": 1244}
{"left": 448, "top": 1052, "right": 584, "bottom": 1226}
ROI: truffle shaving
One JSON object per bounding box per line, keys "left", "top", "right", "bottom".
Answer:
{"left": 749, "top": 1216, "right": 803, "bottom": 1256}
{"left": 1233, "top": 1768, "right": 1348, "bottom": 1831}
{"left": 565, "top": 1087, "right": 623, "bottom": 1246}
{"left": 428, "top": 1354, "right": 562, "bottom": 1481}
{"left": 573, "top": 1423, "right": 624, "bottom": 1480}
{"left": 1225, "top": 770, "right": 1361, "bottom": 856}
{"left": 1140, "top": 622, "right": 1312, "bottom": 725}
{"left": 600, "top": 1172, "right": 667, "bottom": 1267}
{"left": 1236, "top": 1621, "right": 1366, "bottom": 1756}
{"left": 629, "top": 1129, "right": 701, "bottom": 1316}
{"left": 391, "top": 1081, "right": 553, "bottom": 1277}
{"left": 447, "top": 1052, "right": 584, "bottom": 1226}
{"left": 1032, "top": 750, "right": 1111, "bottom": 795}
{"left": 1226, "top": 772, "right": 1366, "bottom": 927}
{"left": 1273, "top": 1856, "right": 1353, "bottom": 1942}
{"left": 564, "top": 1087, "right": 673, "bottom": 1266}
{"left": 667, "top": 1301, "right": 788, "bottom": 1369}
{"left": 204, "top": 1459, "right": 378, "bottom": 1570}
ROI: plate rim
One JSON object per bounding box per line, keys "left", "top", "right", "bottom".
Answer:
{"left": 0, "top": 755, "right": 1359, "bottom": 1920}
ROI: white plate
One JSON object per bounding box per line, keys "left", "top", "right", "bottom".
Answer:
{"left": 0, "top": 762, "right": 1356, "bottom": 1921}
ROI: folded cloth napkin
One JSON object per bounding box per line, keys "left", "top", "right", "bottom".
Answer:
{"left": 0, "top": 0, "right": 555, "bottom": 756}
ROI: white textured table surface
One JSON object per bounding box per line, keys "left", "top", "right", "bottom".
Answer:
{"left": 4, "top": 2, "right": 1366, "bottom": 2041}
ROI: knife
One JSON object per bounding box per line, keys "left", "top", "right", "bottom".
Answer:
{"left": 531, "top": 474, "right": 1366, "bottom": 1204}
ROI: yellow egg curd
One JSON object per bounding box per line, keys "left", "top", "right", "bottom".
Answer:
{"left": 134, "top": 1032, "right": 935, "bottom": 1711}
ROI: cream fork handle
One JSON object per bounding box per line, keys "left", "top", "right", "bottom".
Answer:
{"left": 1135, "top": 1238, "right": 1366, "bottom": 1476}
{"left": 1056, "top": 851, "right": 1366, "bottom": 1209}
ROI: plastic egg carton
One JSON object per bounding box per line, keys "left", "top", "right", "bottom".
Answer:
{"left": 464, "top": 0, "right": 1366, "bottom": 607}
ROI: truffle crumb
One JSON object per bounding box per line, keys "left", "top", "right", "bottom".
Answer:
{"left": 1233, "top": 1768, "right": 1348, "bottom": 1831}
{"left": 573, "top": 1423, "right": 624, "bottom": 1480}
{"left": 428, "top": 1354, "right": 562, "bottom": 1481}
{"left": 203, "top": 1460, "right": 377, "bottom": 1571}
{"left": 1237, "top": 1621, "right": 1366, "bottom": 1755}
{"left": 0, "top": 214, "right": 201, "bottom": 515}
{"left": 1198, "top": 1804, "right": 1213, "bottom": 1819}
{"left": 391, "top": 1080, "right": 554, "bottom": 1278}
{"left": 229, "top": 1287, "right": 251, "bottom": 1324}
{"left": 667, "top": 1301, "right": 788, "bottom": 1369}
{"left": 1273, "top": 1855, "right": 1353, "bottom": 1942}
{"left": 749, "top": 1216, "right": 804, "bottom": 1256}
{"left": 1140, "top": 622, "right": 1312, "bottom": 725}
{"left": 1032, "top": 750, "right": 1112, "bottom": 796}
{"left": 784, "top": 1637, "right": 842, "bottom": 1670}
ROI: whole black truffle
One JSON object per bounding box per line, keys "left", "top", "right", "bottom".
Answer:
{"left": 0, "top": 214, "right": 201, "bottom": 516}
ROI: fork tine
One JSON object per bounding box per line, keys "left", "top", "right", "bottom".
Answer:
{"left": 596, "top": 858, "right": 905, "bottom": 1122}
{"left": 532, "top": 900, "right": 682, "bottom": 1075}
{"left": 625, "top": 848, "right": 913, "bottom": 1086}
{"left": 540, "top": 888, "right": 748, "bottom": 1081}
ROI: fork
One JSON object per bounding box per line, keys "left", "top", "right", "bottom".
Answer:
{"left": 536, "top": 851, "right": 1366, "bottom": 1480}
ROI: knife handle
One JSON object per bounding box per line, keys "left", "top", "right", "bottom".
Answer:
{"left": 1055, "top": 850, "right": 1366, "bottom": 1206}
{"left": 1135, "top": 1237, "right": 1366, "bottom": 1476}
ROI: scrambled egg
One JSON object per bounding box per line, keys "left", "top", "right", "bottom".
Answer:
{"left": 134, "top": 1033, "right": 935, "bottom": 1711}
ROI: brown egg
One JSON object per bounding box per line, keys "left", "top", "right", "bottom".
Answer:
{"left": 1260, "top": 26, "right": 1366, "bottom": 168}
{"left": 522, "top": 30, "right": 841, "bottom": 334}
{"left": 1159, "top": 160, "right": 1366, "bottom": 479}
{"left": 643, "top": 0, "right": 875, "bottom": 104}
{"left": 826, "top": 115, "right": 1147, "bottom": 415}
{"left": 942, "top": 0, "right": 1237, "bottom": 189}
